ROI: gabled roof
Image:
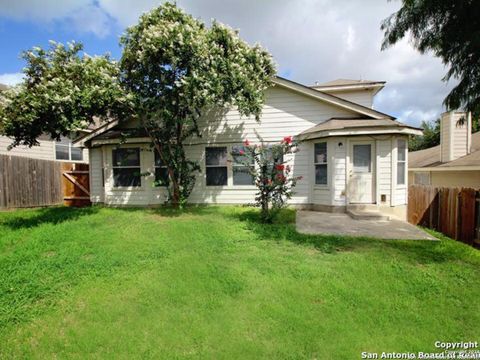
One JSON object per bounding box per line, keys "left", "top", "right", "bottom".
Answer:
{"left": 313, "top": 79, "right": 385, "bottom": 87}
{"left": 77, "top": 76, "right": 398, "bottom": 146}
{"left": 0, "top": 83, "right": 8, "bottom": 91}
{"left": 273, "top": 77, "right": 393, "bottom": 120}
{"left": 409, "top": 131, "right": 480, "bottom": 170}
{"left": 309, "top": 78, "right": 386, "bottom": 96}
{"left": 297, "top": 117, "right": 422, "bottom": 140}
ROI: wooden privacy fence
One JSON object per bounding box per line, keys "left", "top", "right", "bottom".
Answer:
{"left": 408, "top": 185, "right": 479, "bottom": 247}
{"left": 0, "top": 154, "right": 90, "bottom": 209}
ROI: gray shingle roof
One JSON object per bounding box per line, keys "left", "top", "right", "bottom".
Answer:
{"left": 409, "top": 131, "right": 480, "bottom": 168}
{"left": 297, "top": 117, "right": 421, "bottom": 140}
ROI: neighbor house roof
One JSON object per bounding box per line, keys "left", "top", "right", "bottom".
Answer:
{"left": 296, "top": 117, "right": 422, "bottom": 140}
{"left": 409, "top": 131, "right": 480, "bottom": 170}
{"left": 0, "top": 83, "right": 8, "bottom": 91}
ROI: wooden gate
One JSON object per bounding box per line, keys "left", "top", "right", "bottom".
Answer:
{"left": 62, "top": 163, "right": 91, "bottom": 207}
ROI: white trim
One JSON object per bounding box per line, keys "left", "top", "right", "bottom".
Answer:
{"left": 390, "top": 137, "right": 396, "bottom": 206}
{"left": 347, "top": 139, "right": 376, "bottom": 204}
{"left": 313, "top": 141, "right": 328, "bottom": 186}
{"left": 312, "top": 83, "right": 385, "bottom": 93}
{"left": 409, "top": 166, "right": 480, "bottom": 171}
{"left": 297, "top": 127, "right": 422, "bottom": 141}
{"left": 91, "top": 137, "right": 151, "bottom": 146}
{"left": 375, "top": 139, "right": 381, "bottom": 204}
{"left": 396, "top": 138, "right": 407, "bottom": 186}
{"left": 75, "top": 119, "right": 120, "bottom": 146}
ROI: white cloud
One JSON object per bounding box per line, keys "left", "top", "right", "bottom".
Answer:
{"left": 0, "top": 73, "right": 24, "bottom": 86}
{"left": 0, "top": 0, "right": 456, "bottom": 126}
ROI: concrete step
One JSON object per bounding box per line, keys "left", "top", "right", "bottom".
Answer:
{"left": 346, "top": 209, "right": 391, "bottom": 221}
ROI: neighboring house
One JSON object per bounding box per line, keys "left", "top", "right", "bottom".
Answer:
{"left": 409, "top": 111, "right": 480, "bottom": 188}
{"left": 0, "top": 83, "right": 88, "bottom": 162}
{"left": 76, "top": 77, "right": 421, "bottom": 219}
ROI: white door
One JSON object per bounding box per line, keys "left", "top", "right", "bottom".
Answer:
{"left": 349, "top": 141, "right": 375, "bottom": 204}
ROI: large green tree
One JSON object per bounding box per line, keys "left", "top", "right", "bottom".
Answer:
{"left": 0, "top": 42, "right": 131, "bottom": 147}
{"left": 0, "top": 2, "right": 275, "bottom": 207}
{"left": 119, "top": 3, "right": 275, "bottom": 206}
{"left": 381, "top": 0, "right": 480, "bottom": 115}
{"left": 408, "top": 118, "right": 440, "bottom": 151}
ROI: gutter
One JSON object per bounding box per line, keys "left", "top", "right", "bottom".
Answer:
{"left": 409, "top": 166, "right": 480, "bottom": 172}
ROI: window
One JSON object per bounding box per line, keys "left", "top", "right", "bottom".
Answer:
{"left": 206, "top": 147, "right": 228, "bottom": 186}
{"left": 154, "top": 151, "right": 169, "bottom": 187}
{"left": 353, "top": 144, "right": 371, "bottom": 173}
{"left": 264, "top": 146, "right": 284, "bottom": 172}
{"left": 232, "top": 145, "right": 254, "bottom": 185}
{"left": 112, "top": 148, "right": 141, "bottom": 187}
{"left": 314, "top": 142, "right": 328, "bottom": 185}
{"left": 414, "top": 172, "right": 430, "bottom": 185}
{"left": 55, "top": 137, "right": 83, "bottom": 161}
{"left": 397, "top": 139, "right": 407, "bottom": 185}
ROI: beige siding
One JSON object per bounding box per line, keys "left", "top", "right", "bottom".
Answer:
{"left": 89, "top": 147, "right": 104, "bottom": 203}
{"left": 91, "top": 87, "right": 406, "bottom": 212}
{"left": 430, "top": 171, "right": 480, "bottom": 188}
{"left": 191, "top": 87, "right": 356, "bottom": 144}
{"left": 325, "top": 90, "right": 374, "bottom": 108}
{"left": 0, "top": 135, "right": 55, "bottom": 160}
{"left": 0, "top": 135, "right": 88, "bottom": 162}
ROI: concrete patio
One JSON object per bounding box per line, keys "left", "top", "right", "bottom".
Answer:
{"left": 296, "top": 211, "right": 437, "bottom": 240}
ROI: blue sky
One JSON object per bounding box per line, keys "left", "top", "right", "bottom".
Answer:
{"left": 0, "top": 0, "right": 456, "bottom": 126}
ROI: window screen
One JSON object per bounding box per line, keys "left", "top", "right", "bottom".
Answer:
{"left": 206, "top": 147, "right": 228, "bottom": 186}
{"left": 314, "top": 142, "right": 327, "bottom": 185}
{"left": 112, "top": 148, "right": 141, "bottom": 187}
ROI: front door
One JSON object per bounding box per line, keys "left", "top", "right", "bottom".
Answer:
{"left": 349, "top": 141, "right": 375, "bottom": 203}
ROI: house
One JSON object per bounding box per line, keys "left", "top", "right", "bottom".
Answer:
{"left": 76, "top": 76, "right": 421, "bottom": 220}
{"left": 409, "top": 111, "right": 480, "bottom": 188}
{"left": 0, "top": 83, "right": 88, "bottom": 162}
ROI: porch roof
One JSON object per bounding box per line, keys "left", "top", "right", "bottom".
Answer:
{"left": 296, "top": 117, "right": 422, "bottom": 140}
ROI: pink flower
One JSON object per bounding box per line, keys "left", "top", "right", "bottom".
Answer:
{"left": 239, "top": 150, "right": 245, "bottom": 155}
{"left": 243, "top": 139, "right": 250, "bottom": 146}
{"left": 276, "top": 174, "right": 286, "bottom": 182}
{"left": 282, "top": 136, "right": 292, "bottom": 144}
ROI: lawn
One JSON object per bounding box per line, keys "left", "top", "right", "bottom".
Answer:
{"left": 0, "top": 206, "right": 479, "bottom": 359}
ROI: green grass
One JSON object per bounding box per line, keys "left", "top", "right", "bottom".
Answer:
{"left": 0, "top": 206, "right": 479, "bottom": 359}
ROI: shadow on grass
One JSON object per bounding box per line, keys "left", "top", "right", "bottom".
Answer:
{"left": 0, "top": 206, "right": 100, "bottom": 230}
{"left": 228, "top": 208, "right": 373, "bottom": 254}
{"left": 97, "top": 204, "right": 220, "bottom": 218}
{"left": 228, "top": 208, "right": 480, "bottom": 265}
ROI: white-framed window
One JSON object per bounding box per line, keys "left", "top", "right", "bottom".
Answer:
{"left": 112, "top": 148, "right": 141, "bottom": 187}
{"left": 55, "top": 137, "right": 83, "bottom": 161}
{"left": 205, "top": 147, "right": 228, "bottom": 186}
{"left": 232, "top": 145, "right": 254, "bottom": 185}
{"left": 397, "top": 139, "right": 407, "bottom": 185}
{"left": 154, "top": 151, "right": 169, "bottom": 187}
{"left": 314, "top": 142, "right": 328, "bottom": 185}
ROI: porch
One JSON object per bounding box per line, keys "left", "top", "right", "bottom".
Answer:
{"left": 296, "top": 210, "right": 436, "bottom": 240}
